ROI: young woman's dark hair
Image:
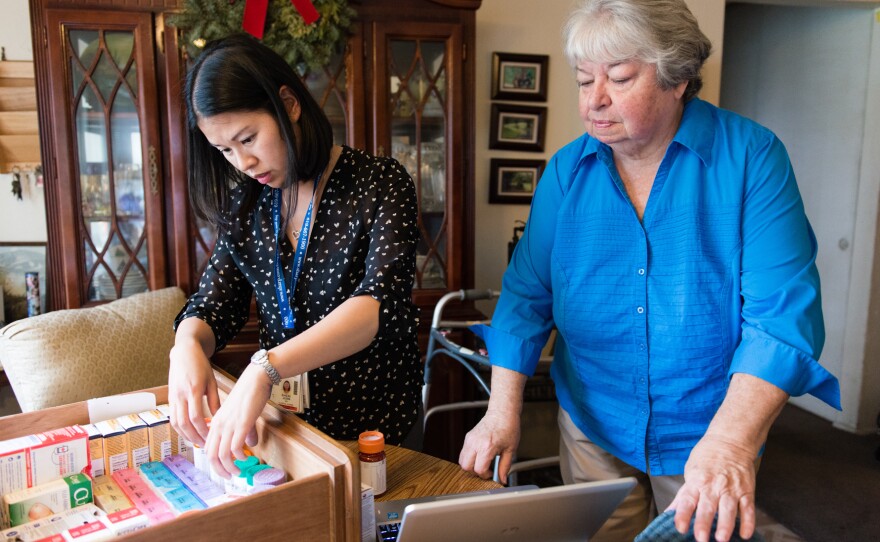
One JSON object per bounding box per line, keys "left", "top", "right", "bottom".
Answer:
{"left": 183, "top": 34, "right": 333, "bottom": 226}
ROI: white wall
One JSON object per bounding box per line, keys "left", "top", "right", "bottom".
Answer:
{"left": 0, "top": 0, "right": 45, "bottom": 244}
{"left": 473, "top": 0, "right": 725, "bottom": 313}
{"left": 721, "top": 1, "right": 880, "bottom": 432}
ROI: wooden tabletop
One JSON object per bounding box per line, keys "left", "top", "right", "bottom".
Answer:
{"left": 341, "top": 441, "right": 501, "bottom": 501}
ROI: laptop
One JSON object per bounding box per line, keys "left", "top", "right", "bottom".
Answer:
{"left": 375, "top": 477, "right": 637, "bottom": 542}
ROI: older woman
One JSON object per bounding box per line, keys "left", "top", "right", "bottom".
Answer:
{"left": 458, "top": 1, "right": 840, "bottom": 541}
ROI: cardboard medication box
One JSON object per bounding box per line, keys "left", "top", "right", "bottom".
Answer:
{"left": 92, "top": 419, "right": 128, "bottom": 477}
{"left": 135, "top": 409, "right": 171, "bottom": 462}
{"left": 155, "top": 405, "right": 190, "bottom": 461}
{"left": 0, "top": 426, "right": 90, "bottom": 497}
{"left": 3, "top": 472, "right": 92, "bottom": 528}
{"left": 0, "top": 425, "right": 89, "bottom": 528}
{"left": 116, "top": 414, "right": 150, "bottom": 470}
{"left": 0, "top": 503, "right": 148, "bottom": 542}
{"left": 83, "top": 424, "right": 105, "bottom": 479}
{"left": 0, "top": 372, "right": 360, "bottom": 542}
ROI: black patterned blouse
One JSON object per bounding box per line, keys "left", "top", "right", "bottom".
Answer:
{"left": 175, "top": 146, "right": 422, "bottom": 444}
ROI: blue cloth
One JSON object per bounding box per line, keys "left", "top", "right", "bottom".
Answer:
{"left": 473, "top": 98, "right": 840, "bottom": 476}
{"left": 635, "top": 511, "right": 765, "bottom": 542}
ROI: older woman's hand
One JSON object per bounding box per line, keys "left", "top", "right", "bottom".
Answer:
{"left": 668, "top": 434, "right": 758, "bottom": 542}
{"left": 459, "top": 366, "right": 527, "bottom": 484}
{"left": 667, "top": 374, "right": 787, "bottom": 541}
{"left": 459, "top": 409, "right": 522, "bottom": 484}
{"left": 203, "top": 363, "right": 271, "bottom": 478}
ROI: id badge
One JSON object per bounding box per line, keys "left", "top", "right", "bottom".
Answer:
{"left": 271, "top": 374, "right": 308, "bottom": 413}
{"left": 302, "top": 372, "right": 310, "bottom": 410}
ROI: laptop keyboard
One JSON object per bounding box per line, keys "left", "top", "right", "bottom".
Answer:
{"left": 377, "top": 522, "right": 402, "bottom": 541}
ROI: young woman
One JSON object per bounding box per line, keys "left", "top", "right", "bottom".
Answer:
{"left": 168, "top": 34, "right": 422, "bottom": 478}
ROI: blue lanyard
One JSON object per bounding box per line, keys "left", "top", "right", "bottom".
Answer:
{"left": 272, "top": 175, "right": 320, "bottom": 330}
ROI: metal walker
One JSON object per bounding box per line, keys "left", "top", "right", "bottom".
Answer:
{"left": 422, "top": 288, "right": 559, "bottom": 484}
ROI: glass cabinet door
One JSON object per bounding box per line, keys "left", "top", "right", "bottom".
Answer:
{"left": 300, "top": 48, "right": 352, "bottom": 147}
{"left": 49, "top": 10, "right": 166, "bottom": 303}
{"left": 374, "top": 23, "right": 463, "bottom": 292}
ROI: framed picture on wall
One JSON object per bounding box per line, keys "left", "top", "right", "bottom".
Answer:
{"left": 489, "top": 158, "right": 546, "bottom": 204}
{"left": 492, "top": 52, "right": 549, "bottom": 102}
{"left": 0, "top": 242, "right": 47, "bottom": 323}
{"left": 489, "top": 103, "right": 547, "bottom": 152}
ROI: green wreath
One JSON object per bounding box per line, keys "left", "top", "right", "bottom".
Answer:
{"left": 169, "top": 0, "right": 357, "bottom": 71}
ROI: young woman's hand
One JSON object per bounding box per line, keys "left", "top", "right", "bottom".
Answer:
{"left": 203, "top": 363, "right": 272, "bottom": 478}
{"left": 167, "top": 323, "right": 220, "bottom": 447}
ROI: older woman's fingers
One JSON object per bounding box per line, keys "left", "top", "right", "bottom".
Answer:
{"left": 713, "top": 493, "right": 739, "bottom": 542}
{"left": 737, "top": 494, "right": 757, "bottom": 540}
{"left": 672, "top": 485, "right": 699, "bottom": 535}
{"left": 692, "top": 492, "right": 719, "bottom": 542}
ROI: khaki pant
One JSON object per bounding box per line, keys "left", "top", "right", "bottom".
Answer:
{"left": 558, "top": 408, "right": 685, "bottom": 542}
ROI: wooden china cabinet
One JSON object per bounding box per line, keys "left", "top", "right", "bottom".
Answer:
{"left": 30, "top": 0, "right": 480, "bottom": 457}
{"left": 29, "top": 0, "right": 190, "bottom": 308}
{"left": 344, "top": 0, "right": 483, "bottom": 459}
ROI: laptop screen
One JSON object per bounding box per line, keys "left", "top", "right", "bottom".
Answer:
{"left": 377, "top": 478, "right": 636, "bottom": 542}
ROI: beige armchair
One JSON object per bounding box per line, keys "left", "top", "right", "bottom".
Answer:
{"left": 0, "top": 286, "right": 185, "bottom": 412}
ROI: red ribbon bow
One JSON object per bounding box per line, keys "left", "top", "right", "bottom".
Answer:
{"left": 243, "top": 0, "right": 320, "bottom": 40}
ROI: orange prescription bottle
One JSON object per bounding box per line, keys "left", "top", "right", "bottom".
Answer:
{"left": 358, "top": 430, "right": 387, "bottom": 495}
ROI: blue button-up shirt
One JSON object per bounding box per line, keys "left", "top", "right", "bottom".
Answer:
{"left": 474, "top": 98, "right": 841, "bottom": 476}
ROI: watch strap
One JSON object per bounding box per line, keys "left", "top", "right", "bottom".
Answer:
{"left": 251, "top": 349, "right": 282, "bottom": 385}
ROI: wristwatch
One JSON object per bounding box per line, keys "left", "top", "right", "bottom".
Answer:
{"left": 250, "top": 349, "right": 282, "bottom": 385}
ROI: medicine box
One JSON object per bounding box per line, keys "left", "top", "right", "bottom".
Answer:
{"left": 83, "top": 424, "right": 105, "bottom": 478}
{"left": 0, "top": 503, "right": 105, "bottom": 541}
{"left": 116, "top": 414, "right": 150, "bottom": 470}
{"left": 0, "top": 425, "right": 89, "bottom": 496}
{"left": 135, "top": 409, "right": 171, "bottom": 462}
{"left": 0, "top": 425, "right": 89, "bottom": 528}
{"left": 155, "top": 404, "right": 190, "bottom": 462}
{"left": 3, "top": 472, "right": 92, "bottom": 527}
{"left": 361, "top": 483, "right": 376, "bottom": 542}
{"left": 0, "top": 372, "right": 360, "bottom": 541}
{"left": 93, "top": 418, "right": 127, "bottom": 476}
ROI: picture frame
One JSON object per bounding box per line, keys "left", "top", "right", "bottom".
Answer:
{"left": 492, "top": 52, "right": 549, "bottom": 102}
{"left": 0, "top": 242, "right": 47, "bottom": 324}
{"left": 489, "top": 158, "right": 546, "bottom": 204}
{"left": 489, "top": 103, "right": 547, "bottom": 152}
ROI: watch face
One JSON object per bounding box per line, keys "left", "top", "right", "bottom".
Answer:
{"left": 252, "top": 349, "right": 268, "bottom": 362}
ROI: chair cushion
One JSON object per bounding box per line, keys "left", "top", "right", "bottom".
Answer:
{"left": 0, "top": 287, "right": 185, "bottom": 412}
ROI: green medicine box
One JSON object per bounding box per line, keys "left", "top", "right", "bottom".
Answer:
{"left": 4, "top": 473, "right": 93, "bottom": 527}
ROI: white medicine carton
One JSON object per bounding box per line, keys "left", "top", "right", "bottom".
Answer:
{"left": 0, "top": 425, "right": 90, "bottom": 528}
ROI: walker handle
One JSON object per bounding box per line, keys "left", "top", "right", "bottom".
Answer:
{"left": 459, "top": 289, "right": 498, "bottom": 301}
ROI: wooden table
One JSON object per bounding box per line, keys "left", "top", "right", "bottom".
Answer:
{"left": 341, "top": 441, "right": 501, "bottom": 501}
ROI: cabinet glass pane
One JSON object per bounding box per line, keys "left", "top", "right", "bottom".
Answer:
{"left": 389, "top": 38, "right": 448, "bottom": 289}
{"left": 111, "top": 87, "right": 144, "bottom": 220}
{"left": 69, "top": 28, "right": 149, "bottom": 301}
{"left": 193, "top": 216, "right": 217, "bottom": 280}
{"left": 299, "top": 49, "right": 348, "bottom": 146}
{"left": 106, "top": 31, "right": 134, "bottom": 69}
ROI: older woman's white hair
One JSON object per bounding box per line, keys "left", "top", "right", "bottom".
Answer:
{"left": 562, "top": 0, "right": 712, "bottom": 101}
